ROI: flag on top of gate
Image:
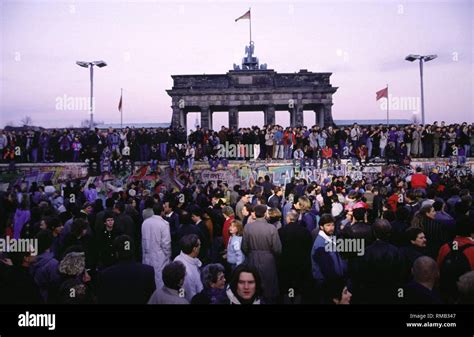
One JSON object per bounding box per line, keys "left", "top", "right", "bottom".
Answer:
{"left": 235, "top": 9, "right": 251, "bottom": 22}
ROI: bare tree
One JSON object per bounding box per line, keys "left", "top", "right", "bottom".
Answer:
{"left": 21, "top": 116, "right": 33, "bottom": 126}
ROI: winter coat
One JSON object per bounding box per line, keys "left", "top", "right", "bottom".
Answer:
{"left": 29, "top": 251, "right": 60, "bottom": 302}
{"left": 242, "top": 218, "right": 282, "bottom": 300}
{"left": 173, "top": 252, "right": 203, "bottom": 302}
{"left": 141, "top": 215, "right": 171, "bottom": 288}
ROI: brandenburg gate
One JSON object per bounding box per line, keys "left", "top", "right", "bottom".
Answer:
{"left": 167, "top": 42, "right": 337, "bottom": 130}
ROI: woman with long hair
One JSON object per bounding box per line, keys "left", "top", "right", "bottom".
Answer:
{"left": 410, "top": 205, "right": 453, "bottom": 259}
{"left": 226, "top": 264, "right": 263, "bottom": 305}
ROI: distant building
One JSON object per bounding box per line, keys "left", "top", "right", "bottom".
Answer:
{"left": 94, "top": 123, "right": 171, "bottom": 129}
{"left": 334, "top": 119, "right": 412, "bottom": 127}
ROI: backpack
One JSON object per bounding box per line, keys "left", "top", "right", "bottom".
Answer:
{"left": 439, "top": 242, "right": 474, "bottom": 301}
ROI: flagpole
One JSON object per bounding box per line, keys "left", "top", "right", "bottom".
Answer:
{"left": 249, "top": 7, "right": 252, "bottom": 44}
{"left": 120, "top": 88, "right": 123, "bottom": 128}
{"left": 386, "top": 84, "right": 389, "bottom": 127}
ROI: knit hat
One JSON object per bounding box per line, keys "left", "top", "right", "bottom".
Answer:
{"left": 59, "top": 252, "right": 85, "bottom": 276}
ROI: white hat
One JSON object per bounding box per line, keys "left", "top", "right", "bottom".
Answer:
{"left": 331, "top": 203, "right": 344, "bottom": 218}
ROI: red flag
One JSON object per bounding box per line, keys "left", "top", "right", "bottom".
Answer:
{"left": 118, "top": 92, "right": 122, "bottom": 112}
{"left": 235, "top": 9, "right": 251, "bottom": 22}
{"left": 376, "top": 87, "right": 388, "bottom": 101}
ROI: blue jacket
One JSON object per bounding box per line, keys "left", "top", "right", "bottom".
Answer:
{"left": 274, "top": 130, "right": 284, "bottom": 145}
{"left": 311, "top": 233, "right": 347, "bottom": 285}
{"left": 227, "top": 235, "right": 245, "bottom": 266}
{"left": 302, "top": 211, "right": 319, "bottom": 233}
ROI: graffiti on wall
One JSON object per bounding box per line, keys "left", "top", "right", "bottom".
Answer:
{"left": 1, "top": 159, "right": 471, "bottom": 194}
{"left": 411, "top": 159, "right": 473, "bottom": 177}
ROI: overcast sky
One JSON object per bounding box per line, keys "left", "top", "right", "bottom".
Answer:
{"left": 1, "top": 0, "right": 473, "bottom": 129}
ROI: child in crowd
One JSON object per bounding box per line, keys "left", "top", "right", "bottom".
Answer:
{"left": 226, "top": 220, "right": 245, "bottom": 271}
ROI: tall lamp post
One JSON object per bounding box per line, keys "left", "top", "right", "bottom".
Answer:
{"left": 405, "top": 54, "right": 437, "bottom": 125}
{"left": 76, "top": 60, "right": 107, "bottom": 129}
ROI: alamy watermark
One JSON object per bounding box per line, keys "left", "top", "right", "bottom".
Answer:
{"left": 0, "top": 237, "right": 38, "bottom": 256}
{"left": 217, "top": 141, "right": 255, "bottom": 159}
{"left": 55, "top": 94, "right": 95, "bottom": 111}
{"left": 325, "top": 238, "right": 365, "bottom": 256}
{"left": 379, "top": 94, "right": 420, "bottom": 112}
{"left": 18, "top": 311, "right": 56, "bottom": 331}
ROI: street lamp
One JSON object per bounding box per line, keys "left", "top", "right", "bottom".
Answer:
{"left": 76, "top": 60, "right": 107, "bottom": 129}
{"left": 405, "top": 54, "right": 437, "bottom": 125}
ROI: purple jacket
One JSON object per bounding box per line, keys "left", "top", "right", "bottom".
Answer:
{"left": 13, "top": 209, "right": 31, "bottom": 239}
{"left": 84, "top": 188, "right": 98, "bottom": 203}
{"left": 29, "top": 251, "right": 60, "bottom": 302}
{"left": 388, "top": 130, "right": 398, "bottom": 143}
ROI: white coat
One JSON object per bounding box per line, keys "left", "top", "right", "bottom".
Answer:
{"left": 173, "top": 252, "right": 203, "bottom": 302}
{"left": 141, "top": 215, "right": 171, "bottom": 289}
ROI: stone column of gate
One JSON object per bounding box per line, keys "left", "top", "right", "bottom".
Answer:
{"left": 294, "top": 103, "right": 304, "bottom": 127}
{"left": 289, "top": 107, "right": 295, "bottom": 126}
{"left": 316, "top": 104, "right": 325, "bottom": 128}
{"left": 229, "top": 106, "right": 239, "bottom": 130}
{"left": 171, "top": 105, "right": 183, "bottom": 128}
{"left": 324, "top": 103, "right": 335, "bottom": 126}
{"left": 264, "top": 104, "right": 276, "bottom": 126}
{"left": 200, "top": 105, "right": 212, "bottom": 130}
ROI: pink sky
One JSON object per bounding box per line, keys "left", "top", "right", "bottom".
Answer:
{"left": 0, "top": 0, "right": 472, "bottom": 129}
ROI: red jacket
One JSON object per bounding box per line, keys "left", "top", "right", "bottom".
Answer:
{"left": 388, "top": 193, "right": 400, "bottom": 212}
{"left": 356, "top": 146, "right": 368, "bottom": 158}
{"left": 411, "top": 174, "right": 428, "bottom": 189}
{"left": 437, "top": 236, "right": 474, "bottom": 270}
{"left": 322, "top": 147, "right": 333, "bottom": 158}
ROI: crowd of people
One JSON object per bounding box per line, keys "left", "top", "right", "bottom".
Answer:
{"left": 1, "top": 149, "right": 473, "bottom": 304}
{"left": 0, "top": 122, "right": 472, "bottom": 171}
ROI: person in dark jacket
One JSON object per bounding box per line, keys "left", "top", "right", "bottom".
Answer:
{"left": 400, "top": 227, "right": 428, "bottom": 275}
{"left": 411, "top": 205, "right": 453, "bottom": 259}
{"left": 164, "top": 199, "right": 181, "bottom": 254}
{"left": 262, "top": 175, "right": 275, "bottom": 199}
{"left": 113, "top": 202, "right": 136, "bottom": 240}
{"left": 278, "top": 210, "right": 313, "bottom": 303}
{"left": 60, "top": 218, "right": 96, "bottom": 269}
{"left": 95, "top": 198, "right": 115, "bottom": 233}
{"left": 349, "top": 219, "right": 404, "bottom": 304}
{"left": 97, "top": 235, "right": 156, "bottom": 304}
{"left": 96, "top": 212, "right": 121, "bottom": 269}
{"left": 267, "top": 186, "right": 283, "bottom": 210}
{"left": 342, "top": 207, "right": 374, "bottom": 249}
{"left": 284, "top": 178, "right": 296, "bottom": 199}
{"left": 190, "top": 207, "right": 211, "bottom": 263}
{"left": 390, "top": 206, "right": 411, "bottom": 247}
{"left": 320, "top": 276, "right": 352, "bottom": 305}
{"left": 0, "top": 251, "right": 43, "bottom": 304}
{"left": 403, "top": 256, "right": 442, "bottom": 304}
{"left": 175, "top": 210, "right": 201, "bottom": 259}
{"left": 29, "top": 229, "right": 61, "bottom": 303}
